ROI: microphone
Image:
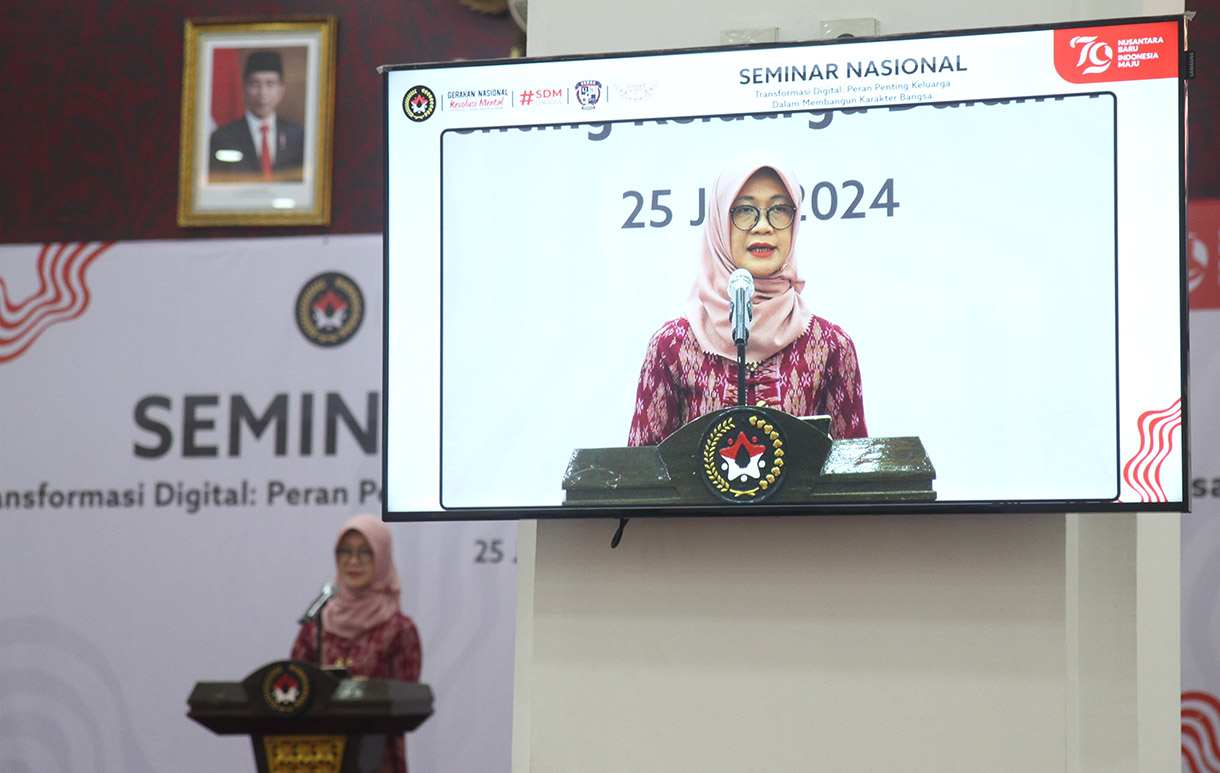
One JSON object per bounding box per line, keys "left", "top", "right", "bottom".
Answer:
{"left": 728, "top": 268, "right": 754, "bottom": 346}
{"left": 298, "top": 581, "right": 337, "bottom": 624}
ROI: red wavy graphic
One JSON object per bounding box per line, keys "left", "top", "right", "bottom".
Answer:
{"left": 1184, "top": 691, "right": 1220, "bottom": 772}
{"left": 1121, "top": 398, "right": 1182, "bottom": 503}
{"left": 0, "top": 242, "right": 111, "bottom": 364}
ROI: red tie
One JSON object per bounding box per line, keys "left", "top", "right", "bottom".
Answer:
{"left": 259, "top": 124, "right": 273, "bottom": 179}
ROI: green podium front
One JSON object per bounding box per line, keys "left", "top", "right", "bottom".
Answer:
{"left": 563, "top": 408, "right": 936, "bottom": 507}
{"left": 188, "top": 660, "right": 433, "bottom": 773}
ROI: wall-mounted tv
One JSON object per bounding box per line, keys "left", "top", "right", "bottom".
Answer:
{"left": 382, "top": 15, "right": 1188, "bottom": 520}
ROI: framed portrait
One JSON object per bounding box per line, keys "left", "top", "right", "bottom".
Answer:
{"left": 178, "top": 17, "right": 336, "bottom": 226}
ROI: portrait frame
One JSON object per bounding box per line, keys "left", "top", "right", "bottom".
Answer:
{"left": 178, "top": 16, "right": 336, "bottom": 226}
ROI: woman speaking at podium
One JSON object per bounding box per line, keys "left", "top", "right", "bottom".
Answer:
{"left": 628, "top": 151, "right": 868, "bottom": 447}
{"left": 292, "top": 514, "right": 421, "bottom": 773}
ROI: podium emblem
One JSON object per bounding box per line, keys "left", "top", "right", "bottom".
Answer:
{"left": 261, "top": 661, "right": 312, "bottom": 716}
{"left": 699, "top": 407, "right": 787, "bottom": 502}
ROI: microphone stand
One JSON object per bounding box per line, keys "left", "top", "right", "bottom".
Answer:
{"left": 299, "top": 583, "right": 336, "bottom": 668}
{"left": 728, "top": 268, "right": 753, "bottom": 408}
{"left": 315, "top": 599, "right": 329, "bottom": 668}
{"left": 736, "top": 339, "right": 747, "bottom": 407}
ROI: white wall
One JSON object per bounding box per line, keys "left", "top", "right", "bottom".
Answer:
{"left": 526, "top": 0, "right": 1182, "bottom": 56}
{"left": 527, "top": 515, "right": 1071, "bottom": 770}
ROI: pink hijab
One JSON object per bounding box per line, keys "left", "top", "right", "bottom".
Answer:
{"left": 322, "top": 514, "right": 402, "bottom": 640}
{"left": 684, "top": 151, "right": 813, "bottom": 363}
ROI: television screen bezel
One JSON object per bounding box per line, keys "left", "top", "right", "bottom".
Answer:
{"left": 380, "top": 14, "right": 1190, "bottom": 522}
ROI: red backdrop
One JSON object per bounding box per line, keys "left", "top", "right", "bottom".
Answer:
{"left": 0, "top": 0, "right": 517, "bottom": 243}
{"left": 0, "top": 4, "right": 1214, "bottom": 243}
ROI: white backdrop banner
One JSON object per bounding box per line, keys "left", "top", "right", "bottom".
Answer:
{"left": 1183, "top": 199, "right": 1220, "bottom": 772}
{"left": 6, "top": 224, "right": 1215, "bottom": 769}
{"left": 0, "top": 236, "right": 516, "bottom": 772}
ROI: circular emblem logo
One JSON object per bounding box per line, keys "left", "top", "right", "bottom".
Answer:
{"left": 699, "top": 408, "right": 788, "bottom": 502}
{"left": 296, "top": 272, "right": 365, "bottom": 347}
{"left": 403, "top": 85, "right": 437, "bottom": 122}
{"left": 262, "top": 662, "right": 312, "bottom": 716}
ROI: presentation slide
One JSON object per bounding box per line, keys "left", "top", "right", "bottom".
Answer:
{"left": 438, "top": 96, "right": 1118, "bottom": 507}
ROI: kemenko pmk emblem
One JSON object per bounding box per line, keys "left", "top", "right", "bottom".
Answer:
{"left": 261, "top": 661, "right": 312, "bottom": 716}
{"left": 699, "top": 407, "right": 788, "bottom": 502}
{"left": 296, "top": 271, "right": 365, "bottom": 347}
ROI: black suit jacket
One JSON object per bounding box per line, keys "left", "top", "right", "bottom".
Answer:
{"left": 208, "top": 116, "right": 305, "bottom": 179}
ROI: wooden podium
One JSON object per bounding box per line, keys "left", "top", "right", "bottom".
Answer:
{"left": 187, "top": 660, "right": 433, "bottom": 773}
{"left": 563, "top": 407, "right": 936, "bottom": 506}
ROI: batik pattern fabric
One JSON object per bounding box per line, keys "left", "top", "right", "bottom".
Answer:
{"left": 292, "top": 612, "right": 422, "bottom": 773}
{"left": 628, "top": 315, "right": 867, "bottom": 447}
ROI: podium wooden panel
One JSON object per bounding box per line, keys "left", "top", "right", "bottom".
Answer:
{"left": 188, "top": 660, "right": 433, "bottom": 773}
{"left": 562, "top": 409, "right": 936, "bottom": 506}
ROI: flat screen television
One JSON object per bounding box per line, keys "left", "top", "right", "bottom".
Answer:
{"left": 381, "top": 15, "right": 1188, "bottom": 520}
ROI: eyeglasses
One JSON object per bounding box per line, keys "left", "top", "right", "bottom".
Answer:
{"left": 336, "top": 547, "right": 374, "bottom": 563}
{"left": 729, "top": 204, "right": 796, "bottom": 231}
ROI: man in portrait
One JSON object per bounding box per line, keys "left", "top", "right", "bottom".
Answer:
{"left": 208, "top": 50, "right": 305, "bottom": 182}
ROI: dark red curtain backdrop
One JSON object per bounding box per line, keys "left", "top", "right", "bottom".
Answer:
{"left": 1, "top": 5, "right": 1216, "bottom": 244}
{"left": 0, "top": 0, "right": 517, "bottom": 243}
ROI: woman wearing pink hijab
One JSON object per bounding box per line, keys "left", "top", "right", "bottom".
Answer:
{"left": 291, "top": 514, "right": 421, "bottom": 773}
{"left": 628, "top": 151, "right": 867, "bottom": 446}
